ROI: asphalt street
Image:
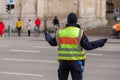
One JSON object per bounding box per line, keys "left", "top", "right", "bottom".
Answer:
{"left": 0, "top": 33, "right": 120, "bottom": 80}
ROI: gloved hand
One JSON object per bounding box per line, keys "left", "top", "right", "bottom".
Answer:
{"left": 99, "top": 38, "right": 108, "bottom": 47}
{"left": 101, "top": 38, "right": 108, "bottom": 43}
{"left": 44, "top": 32, "right": 53, "bottom": 42}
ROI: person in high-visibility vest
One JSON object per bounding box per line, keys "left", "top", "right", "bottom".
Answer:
{"left": 45, "top": 12, "right": 108, "bottom": 80}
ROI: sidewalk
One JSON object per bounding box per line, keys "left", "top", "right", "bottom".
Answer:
{"left": 3, "top": 32, "right": 53, "bottom": 41}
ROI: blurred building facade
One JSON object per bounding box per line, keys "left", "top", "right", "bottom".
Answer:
{"left": 0, "top": 0, "right": 120, "bottom": 32}
{"left": 107, "top": 0, "right": 120, "bottom": 9}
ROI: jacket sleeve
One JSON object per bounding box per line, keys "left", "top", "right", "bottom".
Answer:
{"left": 45, "top": 33, "right": 57, "bottom": 46}
{"left": 80, "top": 34, "right": 107, "bottom": 50}
{"left": 45, "top": 33, "right": 107, "bottom": 49}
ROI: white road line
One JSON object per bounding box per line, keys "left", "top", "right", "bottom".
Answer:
{"left": 34, "top": 46, "right": 56, "bottom": 48}
{"left": 97, "top": 48, "right": 120, "bottom": 51}
{"left": 10, "top": 50, "right": 40, "bottom": 53}
{"left": 2, "top": 58, "right": 57, "bottom": 63}
{"left": 0, "top": 45, "right": 11, "bottom": 47}
{"left": 86, "top": 53, "right": 103, "bottom": 56}
{"left": 0, "top": 71, "right": 43, "bottom": 77}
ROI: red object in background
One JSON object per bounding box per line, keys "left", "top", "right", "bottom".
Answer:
{"left": 0, "top": 21, "right": 5, "bottom": 35}
{"left": 35, "top": 18, "right": 41, "bottom": 27}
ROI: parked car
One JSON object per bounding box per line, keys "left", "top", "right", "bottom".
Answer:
{"left": 112, "top": 23, "right": 120, "bottom": 38}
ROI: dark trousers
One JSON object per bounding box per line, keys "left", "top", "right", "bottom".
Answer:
{"left": 17, "top": 27, "right": 21, "bottom": 36}
{"left": 28, "top": 30, "right": 31, "bottom": 37}
{"left": 58, "top": 60, "right": 84, "bottom": 80}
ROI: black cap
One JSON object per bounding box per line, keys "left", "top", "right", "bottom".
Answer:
{"left": 67, "top": 12, "right": 78, "bottom": 24}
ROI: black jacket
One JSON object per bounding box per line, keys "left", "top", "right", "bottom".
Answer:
{"left": 45, "top": 26, "right": 107, "bottom": 50}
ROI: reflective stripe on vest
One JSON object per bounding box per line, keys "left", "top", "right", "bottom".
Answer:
{"left": 57, "top": 26, "right": 86, "bottom": 60}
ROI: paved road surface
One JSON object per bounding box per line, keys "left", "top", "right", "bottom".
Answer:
{"left": 0, "top": 33, "right": 120, "bottom": 80}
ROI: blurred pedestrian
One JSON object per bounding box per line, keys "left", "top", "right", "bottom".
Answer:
{"left": 45, "top": 12, "right": 108, "bottom": 80}
{"left": 53, "top": 16, "right": 60, "bottom": 32}
{"left": 34, "top": 17, "right": 41, "bottom": 36}
{"left": 16, "top": 17, "right": 23, "bottom": 36}
{"left": 26, "top": 19, "right": 32, "bottom": 37}
{"left": 114, "top": 8, "right": 120, "bottom": 21}
{"left": 0, "top": 21, "right": 5, "bottom": 39}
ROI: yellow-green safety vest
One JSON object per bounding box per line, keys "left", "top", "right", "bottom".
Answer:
{"left": 57, "top": 26, "right": 86, "bottom": 60}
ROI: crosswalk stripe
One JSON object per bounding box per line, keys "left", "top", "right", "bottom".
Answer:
{"left": 0, "top": 71, "right": 43, "bottom": 77}
{"left": 2, "top": 58, "right": 57, "bottom": 63}
{"left": 10, "top": 49, "right": 40, "bottom": 53}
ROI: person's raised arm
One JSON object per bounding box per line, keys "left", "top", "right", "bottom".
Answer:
{"left": 45, "top": 32, "right": 57, "bottom": 46}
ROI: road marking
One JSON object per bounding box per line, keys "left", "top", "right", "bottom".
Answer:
{"left": 2, "top": 58, "right": 57, "bottom": 63}
{"left": 0, "top": 71, "right": 43, "bottom": 77}
{"left": 97, "top": 48, "right": 120, "bottom": 51}
{"left": 34, "top": 46, "right": 56, "bottom": 48}
{"left": 10, "top": 50, "right": 40, "bottom": 53}
{"left": 0, "top": 45, "right": 11, "bottom": 47}
{"left": 86, "top": 53, "right": 103, "bottom": 56}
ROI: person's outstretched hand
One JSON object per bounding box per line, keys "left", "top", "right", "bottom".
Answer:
{"left": 102, "top": 38, "right": 108, "bottom": 43}
{"left": 99, "top": 38, "right": 108, "bottom": 47}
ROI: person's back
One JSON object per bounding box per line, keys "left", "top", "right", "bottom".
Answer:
{"left": 34, "top": 17, "right": 41, "bottom": 36}
{"left": 26, "top": 19, "right": 32, "bottom": 30}
{"left": 35, "top": 18, "right": 41, "bottom": 27}
{"left": 45, "top": 12, "right": 108, "bottom": 80}
{"left": 53, "top": 16, "right": 60, "bottom": 32}
{"left": 16, "top": 19, "right": 23, "bottom": 28}
{"left": 0, "top": 21, "right": 4, "bottom": 32}
{"left": 0, "top": 21, "right": 5, "bottom": 39}
{"left": 53, "top": 16, "right": 59, "bottom": 25}
{"left": 16, "top": 17, "right": 23, "bottom": 36}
